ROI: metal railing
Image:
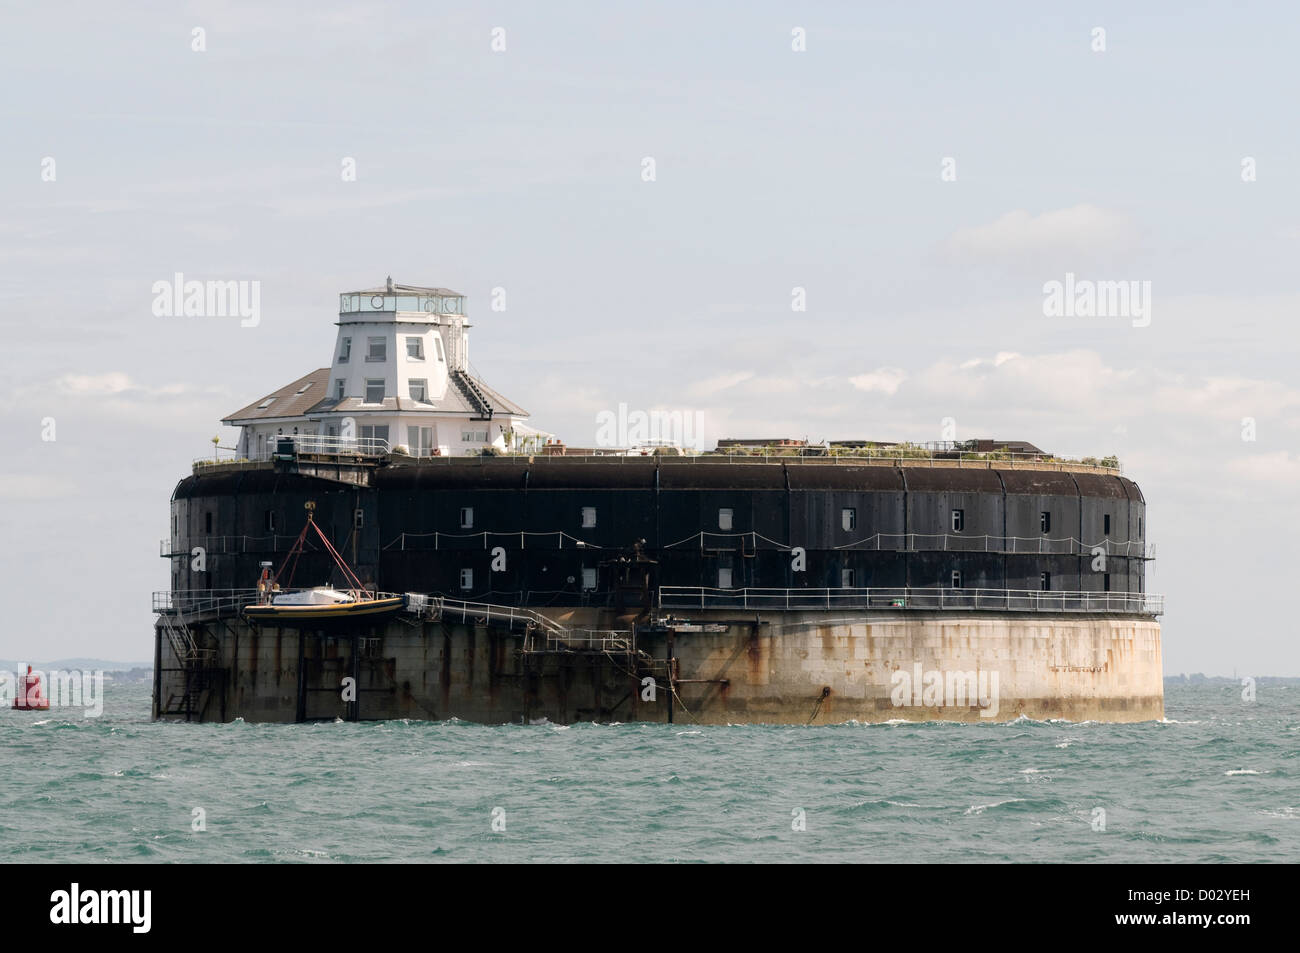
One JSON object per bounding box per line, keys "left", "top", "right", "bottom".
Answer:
{"left": 658, "top": 586, "right": 1164, "bottom": 615}
{"left": 664, "top": 530, "right": 1153, "bottom": 558}
{"left": 194, "top": 434, "right": 392, "bottom": 468}
{"left": 396, "top": 451, "right": 1122, "bottom": 473}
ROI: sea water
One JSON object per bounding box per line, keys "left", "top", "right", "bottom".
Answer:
{"left": 1, "top": 681, "right": 1296, "bottom": 863}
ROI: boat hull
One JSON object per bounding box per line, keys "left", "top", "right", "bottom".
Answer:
{"left": 242, "top": 595, "right": 406, "bottom": 627}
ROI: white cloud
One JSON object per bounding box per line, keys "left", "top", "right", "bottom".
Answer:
{"left": 849, "top": 367, "right": 908, "bottom": 395}
{"left": 946, "top": 204, "right": 1133, "bottom": 261}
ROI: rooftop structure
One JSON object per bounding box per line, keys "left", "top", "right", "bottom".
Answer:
{"left": 223, "top": 279, "right": 542, "bottom": 459}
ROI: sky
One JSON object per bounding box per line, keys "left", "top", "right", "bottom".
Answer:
{"left": 0, "top": 1, "right": 1296, "bottom": 673}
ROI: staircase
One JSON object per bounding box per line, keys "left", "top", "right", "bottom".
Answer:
{"left": 157, "top": 610, "right": 218, "bottom": 720}
{"left": 450, "top": 369, "right": 494, "bottom": 420}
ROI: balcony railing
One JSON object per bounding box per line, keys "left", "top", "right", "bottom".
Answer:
{"left": 657, "top": 586, "right": 1164, "bottom": 615}
{"left": 194, "top": 434, "right": 392, "bottom": 468}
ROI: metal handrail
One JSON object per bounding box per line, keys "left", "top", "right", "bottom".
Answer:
{"left": 657, "top": 586, "right": 1164, "bottom": 615}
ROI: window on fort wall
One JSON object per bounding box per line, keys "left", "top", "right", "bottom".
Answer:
{"left": 841, "top": 568, "right": 856, "bottom": 587}
{"left": 460, "top": 568, "right": 473, "bottom": 590}
{"left": 367, "top": 337, "right": 386, "bottom": 361}
{"left": 335, "top": 379, "right": 345, "bottom": 400}
{"left": 1103, "top": 573, "right": 1111, "bottom": 592}
{"left": 339, "top": 337, "right": 351, "bottom": 363}
{"left": 1040, "top": 572, "right": 1051, "bottom": 591}
{"left": 951, "top": 570, "right": 962, "bottom": 589}
{"left": 365, "top": 379, "right": 384, "bottom": 404}
{"left": 581, "top": 506, "right": 597, "bottom": 528}
{"left": 205, "top": 512, "right": 212, "bottom": 534}
{"left": 460, "top": 507, "right": 474, "bottom": 529}
{"left": 265, "top": 510, "right": 276, "bottom": 533}
{"left": 406, "top": 337, "right": 424, "bottom": 360}
{"left": 718, "top": 567, "right": 733, "bottom": 589}
{"left": 842, "top": 507, "right": 856, "bottom": 531}
{"left": 718, "top": 508, "right": 733, "bottom": 530}
{"left": 1040, "top": 511, "right": 1051, "bottom": 533}
{"left": 1103, "top": 514, "right": 1111, "bottom": 536}
{"left": 951, "top": 508, "right": 964, "bottom": 532}
{"left": 582, "top": 567, "right": 596, "bottom": 590}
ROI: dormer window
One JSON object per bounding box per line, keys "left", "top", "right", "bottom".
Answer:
{"left": 366, "top": 337, "right": 386, "bottom": 362}
{"left": 409, "top": 379, "right": 428, "bottom": 403}
{"left": 335, "top": 379, "right": 345, "bottom": 401}
{"left": 257, "top": 397, "right": 275, "bottom": 409}
{"left": 406, "top": 337, "right": 424, "bottom": 360}
{"left": 338, "top": 337, "right": 351, "bottom": 363}
{"left": 364, "top": 379, "right": 384, "bottom": 404}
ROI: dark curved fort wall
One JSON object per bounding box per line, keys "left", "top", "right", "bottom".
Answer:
{"left": 168, "top": 461, "right": 1146, "bottom": 604}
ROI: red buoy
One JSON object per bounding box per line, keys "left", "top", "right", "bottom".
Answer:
{"left": 12, "top": 665, "right": 50, "bottom": 711}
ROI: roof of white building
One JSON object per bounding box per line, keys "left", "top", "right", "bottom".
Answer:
{"left": 221, "top": 368, "right": 330, "bottom": 423}
{"left": 223, "top": 368, "right": 528, "bottom": 424}
{"left": 350, "top": 282, "right": 464, "bottom": 297}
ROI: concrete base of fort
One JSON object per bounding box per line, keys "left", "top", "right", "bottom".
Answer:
{"left": 154, "top": 610, "right": 1163, "bottom": 724}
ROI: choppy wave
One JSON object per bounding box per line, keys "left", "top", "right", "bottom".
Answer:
{"left": 1, "top": 681, "right": 1298, "bottom": 863}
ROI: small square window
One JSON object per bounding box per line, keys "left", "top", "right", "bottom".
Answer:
{"left": 459, "top": 568, "right": 473, "bottom": 590}
{"left": 718, "top": 567, "right": 733, "bottom": 589}
{"left": 460, "top": 507, "right": 474, "bottom": 529}
{"left": 718, "top": 508, "right": 733, "bottom": 530}
{"left": 841, "top": 568, "right": 856, "bottom": 588}
{"left": 582, "top": 567, "right": 597, "bottom": 590}
{"left": 950, "top": 570, "right": 962, "bottom": 589}
{"left": 1103, "top": 514, "right": 1111, "bottom": 536}
{"left": 1040, "top": 572, "right": 1051, "bottom": 591}
{"left": 367, "top": 337, "right": 386, "bottom": 362}
{"left": 365, "top": 379, "right": 385, "bottom": 404}
{"left": 581, "top": 506, "right": 597, "bottom": 528}
{"left": 842, "top": 507, "right": 856, "bottom": 531}
{"left": 406, "top": 337, "right": 424, "bottom": 360}
{"left": 951, "top": 508, "right": 965, "bottom": 532}
{"left": 1040, "top": 511, "right": 1051, "bottom": 534}
{"left": 339, "top": 337, "right": 351, "bottom": 363}
{"left": 409, "top": 378, "right": 428, "bottom": 402}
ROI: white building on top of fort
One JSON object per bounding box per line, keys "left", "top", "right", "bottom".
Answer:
{"left": 223, "top": 279, "right": 547, "bottom": 458}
